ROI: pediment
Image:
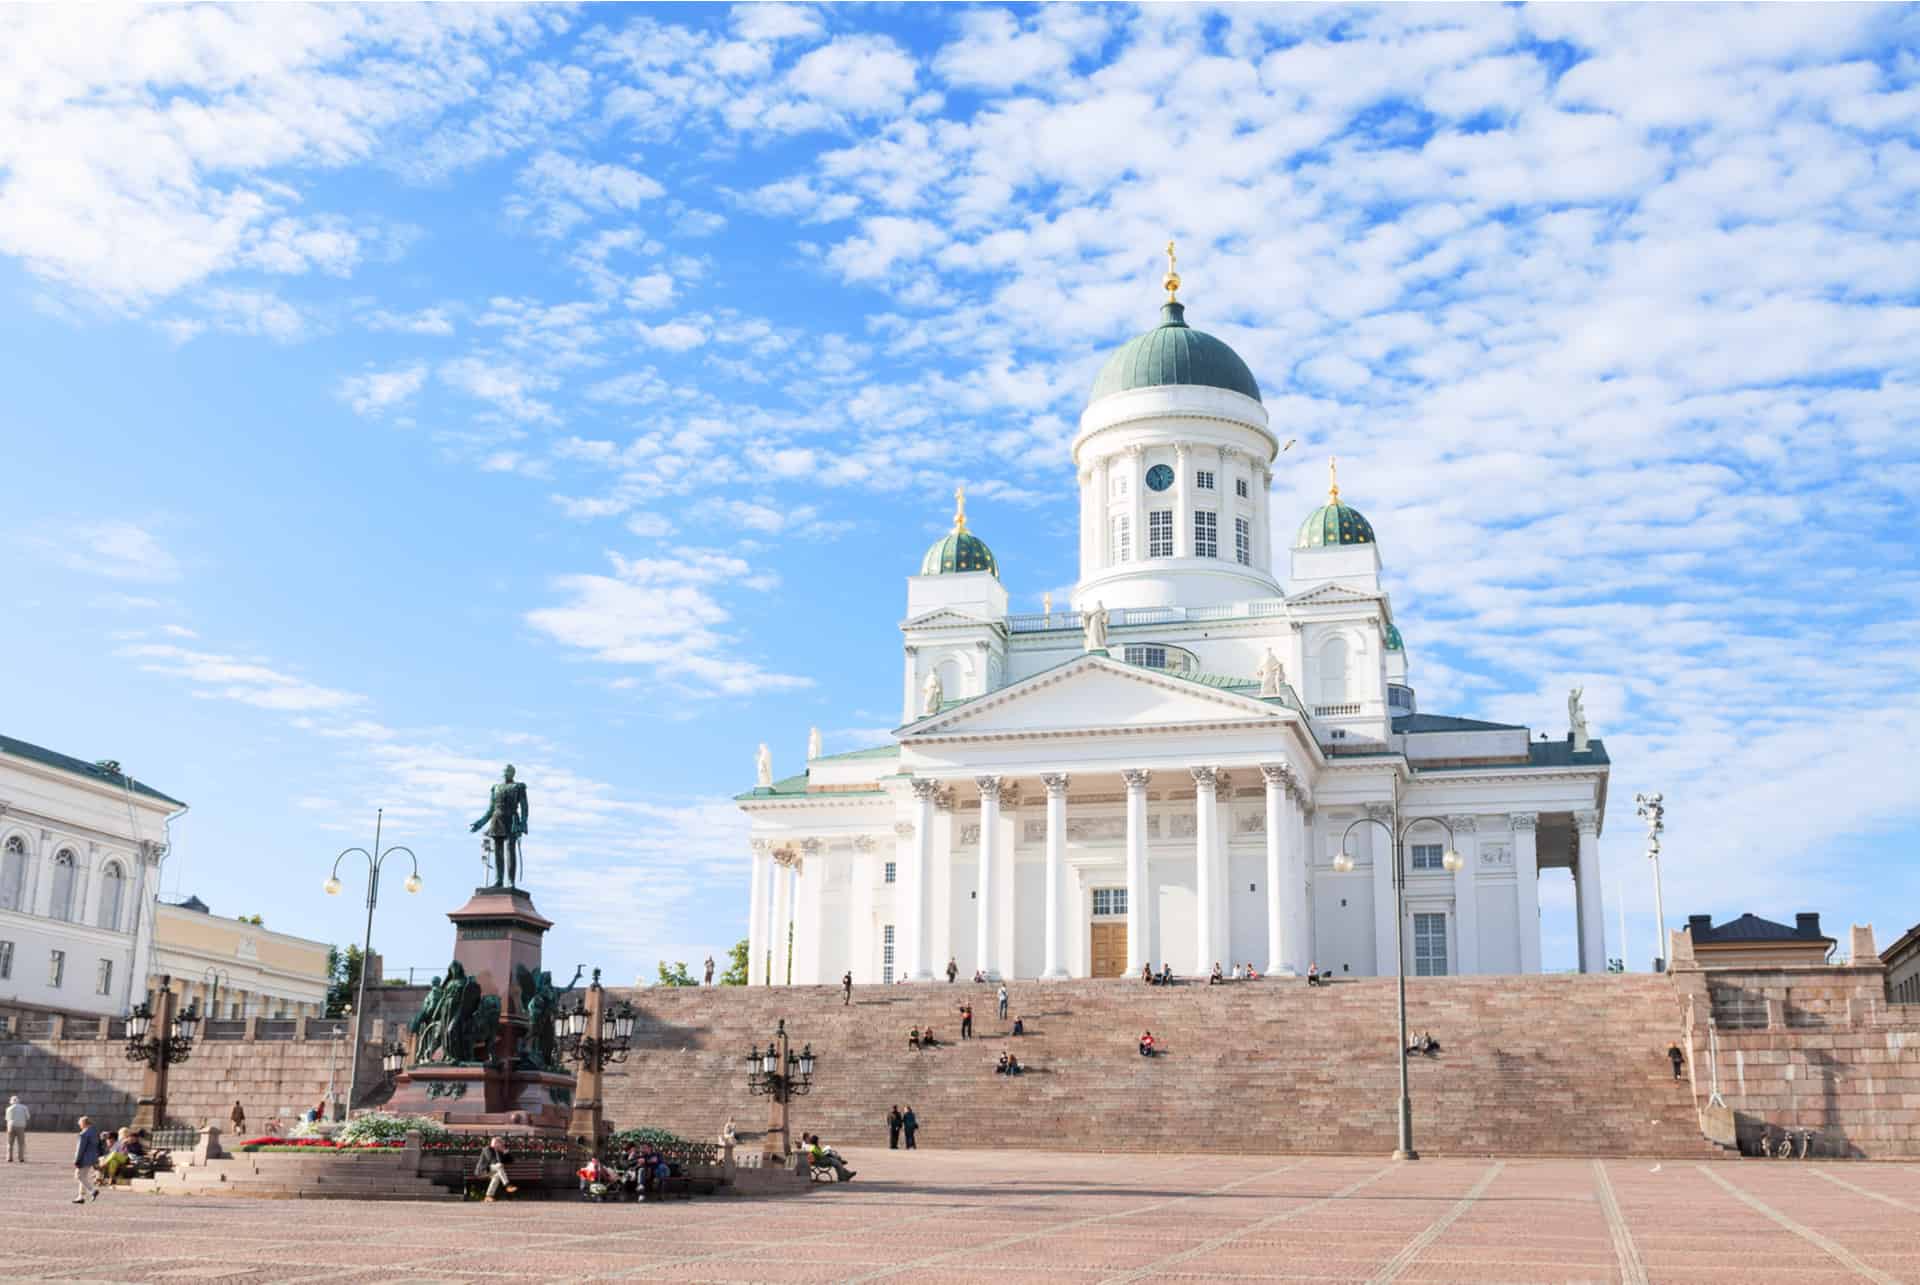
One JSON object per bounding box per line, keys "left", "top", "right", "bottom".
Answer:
{"left": 901, "top": 655, "right": 1290, "bottom": 741}
{"left": 901, "top": 608, "right": 997, "bottom": 631}
{"left": 1287, "top": 582, "right": 1378, "bottom": 607}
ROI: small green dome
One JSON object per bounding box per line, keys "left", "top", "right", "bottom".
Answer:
{"left": 919, "top": 487, "right": 998, "bottom": 578}
{"left": 1089, "top": 301, "right": 1261, "bottom": 405}
{"left": 1295, "top": 459, "right": 1376, "bottom": 548}
{"left": 1385, "top": 622, "right": 1404, "bottom": 651}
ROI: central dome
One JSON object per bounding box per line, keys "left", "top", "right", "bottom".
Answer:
{"left": 1089, "top": 300, "right": 1262, "bottom": 405}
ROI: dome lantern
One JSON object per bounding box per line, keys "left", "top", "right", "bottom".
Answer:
{"left": 919, "top": 485, "right": 999, "bottom": 578}
{"left": 1295, "top": 457, "right": 1377, "bottom": 548}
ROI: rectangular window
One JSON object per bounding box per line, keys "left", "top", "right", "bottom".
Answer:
{"left": 1092, "top": 887, "right": 1128, "bottom": 917}
{"left": 1413, "top": 913, "right": 1448, "bottom": 977}
{"left": 0, "top": 940, "right": 12, "bottom": 980}
{"left": 1194, "top": 510, "right": 1218, "bottom": 559}
{"left": 48, "top": 949, "right": 64, "bottom": 989}
{"left": 882, "top": 924, "right": 896, "bottom": 985}
{"left": 1147, "top": 510, "right": 1173, "bottom": 558}
{"left": 1235, "top": 517, "right": 1251, "bottom": 565}
{"left": 1124, "top": 644, "right": 1168, "bottom": 670}
{"left": 883, "top": 861, "right": 896, "bottom": 884}
{"left": 1110, "top": 473, "right": 1129, "bottom": 499}
{"left": 1195, "top": 470, "right": 1214, "bottom": 491}
{"left": 1109, "top": 514, "right": 1131, "bottom": 563}
{"left": 1236, "top": 477, "right": 1249, "bottom": 499}
{"left": 96, "top": 959, "right": 113, "bottom": 996}
{"left": 1411, "top": 843, "right": 1444, "bottom": 871}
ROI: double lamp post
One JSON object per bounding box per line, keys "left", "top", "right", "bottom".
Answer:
{"left": 323, "top": 808, "right": 421, "bottom": 1121}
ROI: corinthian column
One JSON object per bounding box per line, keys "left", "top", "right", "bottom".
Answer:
{"left": 975, "top": 776, "right": 1002, "bottom": 979}
{"left": 1041, "top": 774, "right": 1069, "bottom": 978}
{"left": 1511, "top": 813, "right": 1541, "bottom": 974}
{"left": 908, "top": 780, "right": 938, "bottom": 980}
{"left": 1123, "top": 769, "right": 1152, "bottom": 974}
{"left": 1192, "top": 766, "right": 1218, "bottom": 975}
{"left": 1575, "top": 810, "right": 1606, "bottom": 974}
{"left": 747, "top": 840, "right": 771, "bottom": 987}
{"left": 1261, "top": 764, "right": 1298, "bottom": 973}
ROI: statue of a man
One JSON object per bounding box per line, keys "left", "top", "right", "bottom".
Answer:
{"left": 922, "top": 670, "right": 943, "bottom": 715}
{"left": 470, "top": 764, "right": 530, "bottom": 888}
{"left": 808, "top": 726, "right": 822, "bottom": 760}
{"left": 1084, "top": 601, "right": 1109, "bottom": 653}
{"left": 756, "top": 743, "right": 773, "bottom": 788}
{"left": 1569, "top": 686, "right": 1590, "bottom": 753}
{"left": 1257, "top": 648, "right": 1285, "bottom": 697}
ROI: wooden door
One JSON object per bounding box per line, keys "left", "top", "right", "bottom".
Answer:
{"left": 1090, "top": 922, "right": 1127, "bottom": 978}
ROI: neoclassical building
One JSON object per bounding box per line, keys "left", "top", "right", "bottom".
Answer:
{"left": 740, "top": 267, "right": 1612, "bottom": 985}
{"left": 0, "top": 733, "right": 182, "bottom": 1023}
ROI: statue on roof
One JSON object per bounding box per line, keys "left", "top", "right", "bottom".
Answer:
{"left": 1257, "top": 648, "right": 1286, "bottom": 698}
{"left": 1569, "top": 687, "right": 1590, "bottom": 754}
{"left": 807, "top": 726, "right": 822, "bottom": 760}
{"left": 1083, "top": 601, "right": 1109, "bottom": 654}
{"left": 469, "top": 764, "right": 529, "bottom": 888}
{"left": 756, "top": 743, "right": 773, "bottom": 788}
{"left": 922, "top": 670, "right": 943, "bottom": 716}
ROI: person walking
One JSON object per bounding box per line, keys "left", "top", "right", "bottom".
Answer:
{"left": 704, "top": 955, "right": 715, "bottom": 986}
{"left": 4, "top": 1095, "right": 27, "bottom": 1162}
{"left": 843, "top": 971, "right": 854, "bottom": 1006}
{"left": 901, "top": 1105, "right": 919, "bottom": 1150}
{"left": 959, "top": 1003, "right": 973, "bottom": 1039}
{"left": 886, "top": 1105, "right": 902, "bottom": 1149}
{"left": 1667, "top": 1042, "right": 1686, "bottom": 1080}
{"left": 229, "top": 1100, "right": 246, "bottom": 1138}
{"left": 945, "top": 957, "right": 958, "bottom": 984}
{"left": 996, "top": 983, "right": 1009, "bottom": 1021}
{"left": 72, "top": 1117, "right": 102, "bottom": 1203}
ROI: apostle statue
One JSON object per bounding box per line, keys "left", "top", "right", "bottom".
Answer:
{"left": 922, "top": 670, "right": 943, "bottom": 716}
{"left": 1083, "top": 601, "right": 1109, "bottom": 653}
{"left": 469, "top": 764, "right": 530, "bottom": 888}
{"left": 1569, "top": 686, "right": 1591, "bottom": 753}
{"left": 756, "top": 743, "right": 773, "bottom": 788}
{"left": 1257, "top": 648, "right": 1285, "bottom": 697}
{"left": 808, "top": 726, "right": 823, "bottom": 760}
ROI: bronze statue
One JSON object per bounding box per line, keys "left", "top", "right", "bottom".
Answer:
{"left": 470, "top": 764, "right": 530, "bottom": 887}
{"left": 407, "top": 960, "right": 503, "bottom": 1065}
{"left": 513, "top": 963, "right": 582, "bottom": 1071}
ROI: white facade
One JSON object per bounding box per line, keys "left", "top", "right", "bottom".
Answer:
{"left": 0, "top": 736, "right": 182, "bottom": 1020}
{"left": 741, "top": 293, "right": 1611, "bottom": 985}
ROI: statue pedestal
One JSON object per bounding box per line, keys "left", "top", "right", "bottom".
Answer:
{"left": 386, "top": 887, "right": 575, "bottom": 1136}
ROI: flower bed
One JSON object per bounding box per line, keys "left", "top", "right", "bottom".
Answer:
{"left": 235, "top": 1135, "right": 407, "bottom": 1153}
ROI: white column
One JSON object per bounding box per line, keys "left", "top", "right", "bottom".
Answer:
{"left": 1512, "top": 813, "right": 1542, "bottom": 974}
{"left": 1123, "top": 769, "right": 1151, "bottom": 974}
{"left": 795, "top": 838, "right": 823, "bottom": 984}
{"left": 1298, "top": 799, "right": 1317, "bottom": 968}
{"left": 1042, "top": 774, "right": 1069, "bottom": 978}
{"left": 1128, "top": 445, "right": 1146, "bottom": 562}
{"left": 1576, "top": 810, "right": 1607, "bottom": 974}
{"left": 1093, "top": 457, "right": 1111, "bottom": 572}
{"left": 901, "top": 645, "right": 918, "bottom": 726}
{"left": 852, "top": 835, "right": 878, "bottom": 985}
{"left": 1262, "top": 764, "right": 1300, "bottom": 974}
{"left": 1174, "top": 442, "right": 1193, "bottom": 558}
{"left": 1369, "top": 805, "right": 1397, "bottom": 976}
{"left": 975, "top": 776, "right": 1001, "bottom": 978}
{"left": 1448, "top": 816, "right": 1479, "bottom": 975}
{"left": 747, "top": 840, "right": 771, "bottom": 986}
{"left": 909, "top": 780, "right": 937, "bottom": 980}
{"left": 771, "top": 857, "right": 794, "bottom": 985}
{"left": 1213, "top": 772, "right": 1233, "bottom": 968}
{"left": 1192, "top": 766, "right": 1217, "bottom": 975}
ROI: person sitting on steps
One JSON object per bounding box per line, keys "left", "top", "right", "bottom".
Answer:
{"left": 1139, "top": 1030, "right": 1157, "bottom": 1058}
{"left": 908, "top": 1026, "right": 921, "bottom": 1051}
{"left": 920, "top": 1026, "right": 941, "bottom": 1048}
{"left": 1307, "top": 961, "right": 1321, "bottom": 986}
{"left": 1140, "top": 961, "right": 1154, "bottom": 985}
{"left": 996, "top": 1049, "right": 1024, "bottom": 1075}
{"left": 1158, "top": 963, "right": 1175, "bottom": 986}
{"left": 1209, "top": 961, "right": 1224, "bottom": 985}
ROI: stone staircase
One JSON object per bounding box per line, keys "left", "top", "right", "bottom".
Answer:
{"left": 599, "top": 974, "right": 1719, "bottom": 1157}
{"left": 129, "top": 1149, "right": 451, "bottom": 1200}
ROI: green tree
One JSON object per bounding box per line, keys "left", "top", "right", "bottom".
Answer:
{"left": 656, "top": 960, "right": 697, "bottom": 987}
{"left": 719, "top": 938, "right": 750, "bottom": 986}
{"left": 325, "top": 945, "right": 364, "bottom": 1017}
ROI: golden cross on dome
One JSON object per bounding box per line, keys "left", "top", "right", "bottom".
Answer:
{"left": 1328, "top": 456, "right": 1341, "bottom": 504}
{"left": 1163, "top": 239, "right": 1181, "bottom": 301}
{"left": 953, "top": 484, "right": 968, "bottom": 532}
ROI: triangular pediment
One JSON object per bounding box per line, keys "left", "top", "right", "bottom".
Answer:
{"left": 900, "top": 608, "right": 997, "bottom": 631}
{"left": 1287, "top": 582, "right": 1377, "bottom": 606}
{"left": 901, "top": 654, "right": 1291, "bottom": 741}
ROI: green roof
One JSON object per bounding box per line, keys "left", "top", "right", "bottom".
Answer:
{"left": 0, "top": 733, "right": 184, "bottom": 807}
{"left": 811, "top": 744, "right": 900, "bottom": 763}
{"left": 1089, "top": 301, "right": 1261, "bottom": 404}
{"left": 920, "top": 528, "right": 997, "bottom": 577}
{"left": 1296, "top": 500, "right": 1375, "bottom": 548}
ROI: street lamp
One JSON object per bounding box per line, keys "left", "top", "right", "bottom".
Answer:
{"left": 126, "top": 976, "right": 201, "bottom": 1131}
{"left": 744, "top": 1017, "right": 814, "bottom": 1159}
{"left": 323, "top": 807, "right": 421, "bottom": 1122}
{"left": 557, "top": 968, "right": 638, "bottom": 1145}
{"left": 1333, "top": 808, "right": 1460, "bottom": 1161}
{"left": 1636, "top": 792, "right": 1668, "bottom": 973}
{"left": 380, "top": 1037, "right": 409, "bottom": 1078}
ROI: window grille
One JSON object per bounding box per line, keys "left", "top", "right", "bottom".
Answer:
{"left": 1124, "top": 645, "right": 1168, "bottom": 670}
{"left": 1410, "top": 843, "right": 1444, "bottom": 871}
{"left": 1092, "top": 888, "right": 1128, "bottom": 917}
{"left": 1235, "top": 517, "right": 1251, "bottom": 565}
{"left": 1195, "top": 470, "right": 1214, "bottom": 490}
{"left": 0, "top": 835, "right": 24, "bottom": 911}
{"left": 1413, "top": 914, "right": 1448, "bottom": 976}
{"left": 1194, "top": 510, "right": 1218, "bottom": 558}
{"left": 1109, "top": 514, "right": 1131, "bottom": 563}
{"left": 882, "top": 924, "right": 895, "bottom": 985}
{"left": 883, "top": 861, "right": 896, "bottom": 884}
{"left": 1236, "top": 477, "right": 1249, "bottom": 498}
{"left": 1147, "top": 510, "right": 1173, "bottom": 558}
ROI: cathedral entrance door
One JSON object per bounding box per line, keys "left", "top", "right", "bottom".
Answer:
{"left": 1090, "top": 922, "right": 1127, "bottom": 978}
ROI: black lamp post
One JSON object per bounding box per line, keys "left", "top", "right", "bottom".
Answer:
{"left": 557, "top": 968, "right": 637, "bottom": 1144}
{"left": 127, "top": 976, "right": 200, "bottom": 1130}
{"left": 744, "top": 1017, "right": 814, "bottom": 1159}
{"left": 380, "top": 1037, "right": 409, "bottom": 1079}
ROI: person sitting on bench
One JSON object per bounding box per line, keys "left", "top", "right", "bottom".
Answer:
{"left": 1209, "top": 961, "right": 1224, "bottom": 985}
{"left": 577, "top": 1155, "right": 608, "bottom": 1198}
{"left": 478, "top": 1136, "right": 517, "bottom": 1202}
{"left": 806, "top": 1133, "right": 856, "bottom": 1181}
{"left": 1139, "top": 1030, "right": 1157, "bottom": 1058}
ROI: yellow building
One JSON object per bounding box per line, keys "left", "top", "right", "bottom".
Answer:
{"left": 150, "top": 896, "right": 331, "bottom": 1019}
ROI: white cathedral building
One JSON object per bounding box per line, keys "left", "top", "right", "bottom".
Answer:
{"left": 740, "top": 266, "right": 1611, "bottom": 986}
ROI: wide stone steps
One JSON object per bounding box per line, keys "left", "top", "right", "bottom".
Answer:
{"left": 595, "top": 974, "right": 1719, "bottom": 1157}
{"left": 130, "top": 1152, "right": 452, "bottom": 1201}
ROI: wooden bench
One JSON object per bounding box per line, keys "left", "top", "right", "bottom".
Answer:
{"left": 462, "top": 1159, "right": 544, "bottom": 1199}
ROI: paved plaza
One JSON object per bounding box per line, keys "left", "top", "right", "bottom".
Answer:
{"left": 3, "top": 1137, "right": 1919, "bottom": 1283}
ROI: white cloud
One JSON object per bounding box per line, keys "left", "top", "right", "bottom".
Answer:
{"left": 365, "top": 306, "right": 455, "bottom": 336}
{"left": 633, "top": 319, "right": 708, "bottom": 351}
{"left": 39, "top": 522, "right": 181, "bottom": 583}
{"left": 338, "top": 363, "right": 428, "bottom": 415}
{"left": 786, "top": 35, "right": 919, "bottom": 120}
{"left": 117, "top": 642, "right": 363, "bottom": 712}
{"left": 507, "top": 150, "right": 666, "bottom": 238}
{"left": 439, "top": 356, "right": 560, "bottom": 424}
{"left": 624, "top": 272, "right": 676, "bottom": 310}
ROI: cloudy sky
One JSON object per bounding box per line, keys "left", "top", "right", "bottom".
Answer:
{"left": 4, "top": 3, "right": 1917, "bottom": 982}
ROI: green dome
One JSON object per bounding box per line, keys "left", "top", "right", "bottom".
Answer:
{"left": 1296, "top": 501, "right": 1375, "bottom": 548}
{"left": 1385, "top": 622, "right": 1404, "bottom": 651}
{"left": 919, "top": 487, "right": 998, "bottom": 577}
{"left": 1089, "top": 301, "right": 1262, "bottom": 404}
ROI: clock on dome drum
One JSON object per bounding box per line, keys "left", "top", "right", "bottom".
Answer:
{"left": 1145, "top": 463, "right": 1175, "bottom": 491}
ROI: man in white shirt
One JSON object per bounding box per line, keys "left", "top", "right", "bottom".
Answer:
{"left": 4, "top": 1095, "right": 27, "bottom": 1161}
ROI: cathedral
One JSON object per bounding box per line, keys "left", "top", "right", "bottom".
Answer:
{"left": 739, "top": 259, "right": 1611, "bottom": 986}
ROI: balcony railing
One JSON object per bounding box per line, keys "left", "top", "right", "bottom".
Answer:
{"left": 1314, "top": 703, "right": 1363, "bottom": 717}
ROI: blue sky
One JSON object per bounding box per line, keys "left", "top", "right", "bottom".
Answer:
{"left": 3, "top": 3, "right": 1917, "bottom": 983}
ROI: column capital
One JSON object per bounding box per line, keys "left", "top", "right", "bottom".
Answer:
{"left": 1125, "top": 442, "right": 1146, "bottom": 458}
{"left": 1190, "top": 765, "right": 1217, "bottom": 789}
{"left": 893, "top": 821, "right": 916, "bottom": 838}
{"left": 1121, "top": 768, "right": 1152, "bottom": 790}
{"left": 1573, "top": 809, "right": 1600, "bottom": 835}
{"left": 1259, "top": 762, "right": 1295, "bottom": 789}
{"left": 1174, "top": 441, "right": 1192, "bottom": 460}
{"left": 1365, "top": 802, "right": 1395, "bottom": 824}
{"left": 1041, "top": 773, "right": 1070, "bottom": 797}
{"left": 1446, "top": 814, "right": 1479, "bottom": 834}
{"left": 1509, "top": 812, "right": 1539, "bottom": 832}
{"left": 910, "top": 778, "right": 940, "bottom": 802}
{"left": 800, "top": 837, "right": 823, "bottom": 855}
{"left": 750, "top": 839, "right": 771, "bottom": 857}
{"left": 975, "top": 775, "right": 1003, "bottom": 801}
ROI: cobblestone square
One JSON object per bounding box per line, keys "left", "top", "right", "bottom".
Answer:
{"left": 4, "top": 1138, "right": 1919, "bottom": 1283}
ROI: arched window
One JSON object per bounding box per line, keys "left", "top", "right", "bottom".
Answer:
{"left": 1319, "top": 637, "right": 1350, "bottom": 706}
{"left": 48, "top": 849, "right": 77, "bottom": 922}
{"left": 0, "top": 835, "right": 26, "bottom": 911}
{"left": 97, "top": 862, "right": 126, "bottom": 931}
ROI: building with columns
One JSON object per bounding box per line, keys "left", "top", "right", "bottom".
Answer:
{"left": 149, "top": 895, "right": 333, "bottom": 1020}
{"left": 739, "top": 268, "right": 1612, "bottom": 986}
{"left": 0, "top": 733, "right": 181, "bottom": 1024}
